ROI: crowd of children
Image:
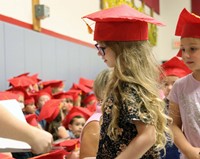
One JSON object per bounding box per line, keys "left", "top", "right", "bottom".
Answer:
{"left": 0, "top": 72, "right": 97, "bottom": 159}
{"left": 0, "top": 4, "right": 200, "bottom": 159}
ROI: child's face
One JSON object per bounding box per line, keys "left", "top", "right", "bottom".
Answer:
{"left": 96, "top": 43, "right": 116, "bottom": 68}
{"left": 161, "top": 76, "right": 179, "bottom": 97}
{"left": 23, "top": 103, "right": 37, "bottom": 114}
{"left": 68, "top": 117, "right": 86, "bottom": 138}
{"left": 37, "top": 95, "right": 50, "bottom": 109}
{"left": 181, "top": 38, "right": 200, "bottom": 72}
{"left": 61, "top": 99, "right": 73, "bottom": 114}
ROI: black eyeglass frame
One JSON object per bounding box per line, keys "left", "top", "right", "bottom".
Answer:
{"left": 95, "top": 43, "right": 106, "bottom": 56}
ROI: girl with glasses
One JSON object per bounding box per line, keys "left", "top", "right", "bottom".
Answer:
{"left": 82, "top": 4, "right": 172, "bottom": 159}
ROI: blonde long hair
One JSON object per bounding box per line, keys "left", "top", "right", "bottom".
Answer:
{"left": 100, "top": 41, "right": 172, "bottom": 151}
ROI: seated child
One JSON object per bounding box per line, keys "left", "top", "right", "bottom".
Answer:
{"left": 62, "top": 106, "right": 92, "bottom": 139}
{"left": 38, "top": 99, "right": 66, "bottom": 140}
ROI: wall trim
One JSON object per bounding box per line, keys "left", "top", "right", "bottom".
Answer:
{"left": 0, "top": 14, "right": 94, "bottom": 48}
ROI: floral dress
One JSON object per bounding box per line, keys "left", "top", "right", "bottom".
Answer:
{"left": 96, "top": 82, "right": 161, "bottom": 159}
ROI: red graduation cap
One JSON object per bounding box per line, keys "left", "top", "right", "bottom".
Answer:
{"left": 24, "top": 92, "right": 35, "bottom": 105}
{"left": 70, "top": 83, "right": 92, "bottom": 94}
{"left": 0, "top": 91, "right": 20, "bottom": 100}
{"left": 175, "top": 8, "right": 200, "bottom": 38}
{"left": 79, "top": 77, "right": 94, "bottom": 89}
{"left": 82, "top": 4, "right": 164, "bottom": 41}
{"left": 38, "top": 99, "right": 62, "bottom": 123}
{"left": 40, "top": 80, "right": 64, "bottom": 89}
{"left": 8, "top": 76, "right": 36, "bottom": 88}
{"left": 82, "top": 94, "right": 97, "bottom": 105}
{"left": 28, "top": 149, "right": 68, "bottom": 159}
{"left": 53, "top": 91, "right": 73, "bottom": 101}
{"left": 86, "top": 102, "right": 97, "bottom": 113}
{"left": 62, "top": 106, "right": 92, "bottom": 129}
{"left": 7, "top": 87, "right": 26, "bottom": 97}
{"left": 66, "top": 89, "right": 82, "bottom": 101}
{"left": 34, "top": 86, "right": 52, "bottom": 103}
{"left": 30, "top": 73, "right": 42, "bottom": 83}
{"left": 161, "top": 56, "right": 192, "bottom": 78}
{"left": 53, "top": 139, "right": 80, "bottom": 152}
{"left": 25, "top": 114, "right": 38, "bottom": 127}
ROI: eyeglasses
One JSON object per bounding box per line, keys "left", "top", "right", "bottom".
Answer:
{"left": 95, "top": 43, "right": 106, "bottom": 56}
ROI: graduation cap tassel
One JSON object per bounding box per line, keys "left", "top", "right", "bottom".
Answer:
{"left": 82, "top": 18, "right": 93, "bottom": 34}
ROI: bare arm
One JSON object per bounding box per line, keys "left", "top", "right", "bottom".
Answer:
{"left": 169, "top": 101, "right": 200, "bottom": 159}
{"left": 57, "top": 125, "right": 69, "bottom": 139}
{"left": 0, "top": 105, "right": 53, "bottom": 154}
{"left": 80, "top": 121, "right": 100, "bottom": 159}
{"left": 116, "top": 121, "right": 156, "bottom": 159}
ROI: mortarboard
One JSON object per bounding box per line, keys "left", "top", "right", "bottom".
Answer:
{"left": 82, "top": 94, "right": 97, "bottom": 105}
{"left": 34, "top": 86, "right": 52, "bottom": 103}
{"left": 53, "top": 91, "right": 73, "bottom": 101}
{"left": 161, "top": 56, "right": 192, "bottom": 78}
{"left": 25, "top": 114, "right": 38, "bottom": 127}
{"left": 86, "top": 102, "right": 97, "bottom": 113}
{"left": 62, "top": 106, "right": 92, "bottom": 129}
{"left": 70, "top": 83, "right": 92, "bottom": 94}
{"left": 8, "top": 76, "right": 36, "bottom": 88}
{"left": 24, "top": 92, "right": 35, "bottom": 105}
{"left": 40, "top": 80, "right": 64, "bottom": 89}
{"left": 30, "top": 73, "right": 41, "bottom": 83}
{"left": 66, "top": 89, "right": 82, "bottom": 101}
{"left": 38, "top": 99, "right": 62, "bottom": 123}
{"left": 0, "top": 91, "right": 20, "bottom": 100}
{"left": 79, "top": 77, "right": 94, "bottom": 89}
{"left": 175, "top": 8, "right": 200, "bottom": 38}
{"left": 82, "top": 4, "right": 164, "bottom": 41}
{"left": 53, "top": 139, "right": 80, "bottom": 152}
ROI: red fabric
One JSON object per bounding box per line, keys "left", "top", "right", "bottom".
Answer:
{"left": 40, "top": 80, "right": 64, "bottom": 88}
{"left": 33, "top": 86, "right": 52, "bottom": 102}
{"left": 83, "top": 4, "right": 164, "bottom": 41}
{"left": 79, "top": 77, "right": 94, "bottom": 89}
{"left": 25, "top": 114, "right": 38, "bottom": 126}
{"left": 161, "top": 56, "right": 192, "bottom": 78}
{"left": 53, "top": 139, "right": 80, "bottom": 152}
{"left": 82, "top": 94, "right": 97, "bottom": 105}
{"left": 0, "top": 91, "right": 19, "bottom": 100}
{"left": 70, "top": 83, "right": 92, "bottom": 94}
{"left": 24, "top": 93, "right": 35, "bottom": 105}
{"left": 87, "top": 102, "right": 97, "bottom": 113}
{"left": 8, "top": 76, "right": 36, "bottom": 87}
{"left": 53, "top": 92, "right": 73, "bottom": 100}
{"left": 62, "top": 106, "right": 92, "bottom": 129}
{"left": 38, "top": 99, "right": 62, "bottom": 123}
{"left": 175, "top": 8, "right": 200, "bottom": 38}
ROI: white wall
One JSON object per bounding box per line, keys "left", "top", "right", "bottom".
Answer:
{"left": 0, "top": 0, "right": 191, "bottom": 62}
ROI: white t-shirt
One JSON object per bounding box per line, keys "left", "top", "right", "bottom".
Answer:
{"left": 168, "top": 73, "right": 200, "bottom": 159}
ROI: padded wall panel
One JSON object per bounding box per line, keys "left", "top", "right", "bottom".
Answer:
{"left": 24, "top": 29, "right": 42, "bottom": 74}
{"left": 4, "top": 23, "right": 25, "bottom": 83}
{"left": 0, "top": 23, "right": 6, "bottom": 90}
{"left": 0, "top": 22, "right": 106, "bottom": 91}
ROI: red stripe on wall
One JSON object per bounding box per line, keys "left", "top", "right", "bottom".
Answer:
{"left": 0, "top": 14, "right": 94, "bottom": 48}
